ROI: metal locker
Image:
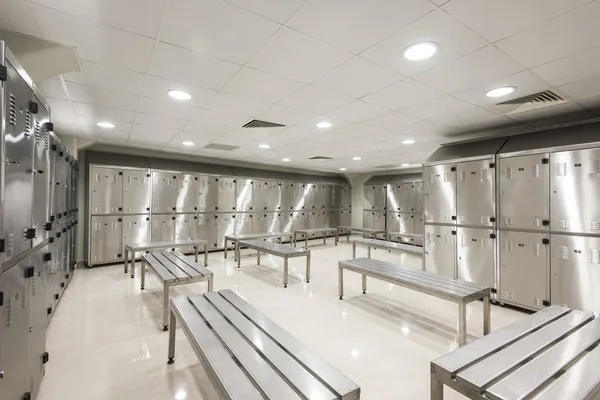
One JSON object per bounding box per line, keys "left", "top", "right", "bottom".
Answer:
{"left": 363, "top": 185, "right": 375, "bottom": 210}
{"left": 499, "top": 154, "right": 550, "bottom": 230}
{"left": 363, "top": 211, "right": 374, "bottom": 229}
{"left": 235, "top": 213, "right": 253, "bottom": 235}
{"left": 32, "top": 112, "right": 50, "bottom": 247}
{"left": 0, "top": 259, "right": 30, "bottom": 400}
{"left": 90, "top": 167, "right": 123, "bottom": 214}
{"left": 216, "top": 176, "right": 235, "bottom": 212}
{"left": 198, "top": 175, "right": 218, "bottom": 211}
{"left": 333, "top": 186, "right": 343, "bottom": 209}
{"left": 456, "top": 227, "right": 495, "bottom": 288}
{"left": 217, "top": 213, "right": 235, "bottom": 248}
{"left": 326, "top": 210, "right": 338, "bottom": 228}
{"left": 267, "top": 181, "right": 282, "bottom": 211}
{"left": 339, "top": 210, "right": 352, "bottom": 226}
{"left": 48, "top": 135, "right": 57, "bottom": 219}
{"left": 341, "top": 186, "right": 352, "bottom": 209}
{"left": 373, "top": 185, "right": 386, "bottom": 211}
{"left": 386, "top": 184, "right": 400, "bottom": 211}
{"left": 551, "top": 235, "right": 600, "bottom": 311}
{"left": 152, "top": 172, "right": 176, "bottom": 213}
{"left": 400, "top": 183, "right": 415, "bottom": 212}
{"left": 199, "top": 214, "right": 219, "bottom": 249}
{"left": 424, "top": 224, "right": 456, "bottom": 278}
{"left": 325, "top": 185, "right": 335, "bottom": 209}
{"left": 175, "top": 173, "right": 199, "bottom": 213}
{"left": 414, "top": 215, "right": 424, "bottom": 237}
{"left": 65, "top": 164, "right": 72, "bottom": 215}
{"left": 414, "top": 182, "right": 423, "bottom": 213}
{"left": 266, "top": 213, "right": 281, "bottom": 232}
{"left": 122, "top": 215, "right": 150, "bottom": 247}
{"left": 292, "top": 183, "right": 309, "bottom": 210}
{"left": 304, "top": 184, "right": 315, "bottom": 210}
{"left": 252, "top": 180, "right": 269, "bottom": 211}
{"left": 123, "top": 169, "right": 151, "bottom": 214}
{"left": 387, "top": 212, "right": 400, "bottom": 233}
{"left": 307, "top": 212, "right": 318, "bottom": 229}
{"left": 175, "top": 215, "right": 199, "bottom": 253}
{"left": 316, "top": 185, "right": 332, "bottom": 209}
{"left": 280, "top": 212, "right": 293, "bottom": 233}
{"left": 151, "top": 215, "right": 175, "bottom": 242}
{"left": 252, "top": 214, "right": 268, "bottom": 234}
{"left": 499, "top": 231, "right": 549, "bottom": 310}
{"left": 281, "top": 183, "right": 295, "bottom": 211}
{"left": 374, "top": 211, "right": 386, "bottom": 231}
{"left": 90, "top": 216, "right": 122, "bottom": 264}
{"left": 236, "top": 179, "right": 253, "bottom": 212}
{"left": 401, "top": 214, "right": 415, "bottom": 234}
{"left": 456, "top": 160, "right": 495, "bottom": 227}
{"left": 47, "top": 231, "right": 61, "bottom": 312}
{"left": 62, "top": 226, "right": 70, "bottom": 277}
{"left": 292, "top": 212, "right": 307, "bottom": 231}
{"left": 551, "top": 148, "right": 600, "bottom": 235}
{"left": 423, "top": 164, "right": 456, "bottom": 224}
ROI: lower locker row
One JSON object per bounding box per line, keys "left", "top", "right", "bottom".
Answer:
{"left": 424, "top": 225, "right": 600, "bottom": 312}
{"left": 362, "top": 211, "right": 424, "bottom": 237}
{"left": 0, "top": 219, "right": 77, "bottom": 400}
{"left": 89, "top": 210, "right": 353, "bottom": 266}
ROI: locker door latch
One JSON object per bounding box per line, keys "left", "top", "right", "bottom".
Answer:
{"left": 0, "top": 291, "right": 4, "bottom": 306}
{"left": 543, "top": 300, "right": 551, "bottom": 306}
{"left": 542, "top": 238, "right": 550, "bottom": 245}
{"left": 542, "top": 220, "right": 550, "bottom": 226}
{"left": 25, "top": 266, "right": 35, "bottom": 278}
{"left": 42, "top": 352, "right": 49, "bottom": 364}
{"left": 25, "top": 228, "right": 37, "bottom": 239}
{"left": 0, "top": 65, "right": 7, "bottom": 81}
{"left": 23, "top": 392, "right": 32, "bottom": 400}
{"left": 0, "top": 238, "right": 4, "bottom": 253}
{"left": 490, "top": 288, "right": 497, "bottom": 294}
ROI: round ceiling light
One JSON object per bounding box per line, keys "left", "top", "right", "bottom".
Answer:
{"left": 96, "top": 122, "right": 115, "bottom": 129}
{"left": 339, "top": 168, "right": 347, "bottom": 171}
{"left": 167, "top": 90, "right": 192, "bottom": 100}
{"left": 182, "top": 141, "right": 195, "bottom": 146}
{"left": 282, "top": 158, "right": 291, "bottom": 162}
{"left": 402, "top": 139, "right": 415, "bottom": 145}
{"left": 403, "top": 42, "right": 439, "bottom": 61}
{"left": 352, "top": 156, "right": 362, "bottom": 161}
{"left": 258, "top": 144, "right": 270, "bottom": 149}
{"left": 317, "top": 121, "right": 333, "bottom": 129}
{"left": 486, "top": 86, "right": 516, "bottom": 98}
{"left": 401, "top": 163, "right": 410, "bottom": 167}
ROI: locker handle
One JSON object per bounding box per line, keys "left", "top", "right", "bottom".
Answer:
{"left": 0, "top": 291, "right": 3, "bottom": 306}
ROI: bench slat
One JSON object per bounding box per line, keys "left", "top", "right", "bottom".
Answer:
{"left": 162, "top": 251, "right": 205, "bottom": 278}
{"left": 353, "top": 238, "right": 423, "bottom": 254}
{"left": 218, "top": 290, "right": 360, "bottom": 399}
{"left": 295, "top": 228, "right": 338, "bottom": 234}
{"left": 204, "top": 292, "right": 338, "bottom": 400}
{"left": 239, "top": 240, "right": 309, "bottom": 256}
{"left": 226, "top": 232, "right": 292, "bottom": 241}
{"left": 170, "top": 251, "right": 212, "bottom": 276}
{"left": 153, "top": 252, "right": 190, "bottom": 280}
{"left": 143, "top": 253, "right": 179, "bottom": 281}
{"left": 125, "top": 239, "right": 207, "bottom": 252}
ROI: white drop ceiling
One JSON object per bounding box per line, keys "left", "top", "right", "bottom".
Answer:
{"left": 2, "top": 0, "right": 600, "bottom": 172}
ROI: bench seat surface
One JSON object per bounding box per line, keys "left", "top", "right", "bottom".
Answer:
{"left": 238, "top": 239, "right": 310, "bottom": 256}
{"left": 142, "top": 251, "right": 212, "bottom": 283}
{"left": 353, "top": 238, "right": 423, "bottom": 254}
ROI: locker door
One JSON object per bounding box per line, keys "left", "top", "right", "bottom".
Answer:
{"left": 374, "top": 212, "right": 386, "bottom": 231}
{"left": 175, "top": 215, "right": 199, "bottom": 253}
{"left": 456, "top": 160, "right": 495, "bottom": 227}
{"left": 217, "top": 213, "right": 235, "bottom": 248}
{"left": 123, "top": 169, "right": 151, "bottom": 214}
{"left": 199, "top": 175, "right": 219, "bottom": 212}
{"left": 267, "top": 213, "right": 281, "bottom": 232}
{"left": 90, "top": 167, "right": 123, "bottom": 214}
{"left": 280, "top": 212, "right": 293, "bottom": 233}
{"left": 304, "top": 184, "right": 315, "bottom": 210}
{"left": 413, "top": 182, "right": 424, "bottom": 213}
{"left": 236, "top": 179, "right": 253, "bottom": 212}
{"left": 32, "top": 114, "right": 50, "bottom": 247}
{"left": 281, "top": 183, "right": 295, "bottom": 211}
{"left": 423, "top": 164, "right": 456, "bottom": 224}
{"left": 386, "top": 184, "right": 399, "bottom": 212}
{"left": 199, "top": 214, "right": 219, "bottom": 249}
{"left": 457, "top": 227, "right": 495, "bottom": 288}
{"left": 252, "top": 180, "right": 269, "bottom": 211}
{"left": 266, "top": 181, "right": 282, "bottom": 211}
{"left": 424, "top": 225, "right": 456, "bottom": 278}
{"left": 217, "top": 177, "right": 236, "bottom": 212}
{"left": 122, "top": 215, "right": 150, "bottom": 246}
{"left": 363, "top": 186, "right": 375, "bottom": 210}
{"left": 340, "top": 210, "right": 352, "bottom": 226}
{"left": 90, "top": 216, "right": 123, "bottom": 264}
{"left": 151, "top": 215, "right": 175, "bottom": 242}
{"left": 295, "top": 184, "right": 310, "bottom": 210}
{"left": 252, "top": 214, "right": 268, "bottom": 234}
{"left": 387, "top": 213, "right": 400, "bottom": 233}
{"left": 236, "top": 213, "right": 253, "bottom": 235}
{"left": 176, "top": 174, "right": 199, "bottom": 213}
{"left": 374, "top": 185, "right": 386, "bottom": 210}
{"left": 333, "top": 186, "right": 343, "bottom": 209}
{"left": 152, "top": 172, "right": 176, "bottom": 213}
{"left": 341, "top": 186, "right": 352, "bottom": 209}
{"left": 399, "top": 183, "right": 415, "bottom": 212}
{"left": 363, "top": 211, "right": 374, "bottom": 229}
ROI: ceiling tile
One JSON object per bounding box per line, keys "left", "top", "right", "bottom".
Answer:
{"left": 507, "top": 102, "right": 593, "bottom": 127}
{"left": 37, "top": 79, "right": 67, "bottom": 99}
{"left": 162, "top": 143, "right": 197, "bottom": 154}
{"left": 133, "top": 112, "right": 188, "bottom": 129}
{"left": 182, "top": 121, "right": 235, "bottom": 136}
{"left": 189, "top": 109, "right": 251, "bottom": 127}
{"left": 432, "top": 107, "right": 502, "bottom": 127}
{"left": 87, "top": 131, "right": 130, "bottom": 142}
{"left": 430, "top": 0, "right": 450, "bottom": 5}
{"left": 130, "top": 124, "right": 179, "bottom": 138}
{"left": 137, "top": 97, "right": 206, "bottom": 121}
{"left": 45, "top": 97, "right": 76, "bottom": 115}
{"left": 254, "top": 105, "right": 314, "bottom": 126}
{"left": 402, "top": 96, "right": 475, "bottom": 119}
{"left": 210, "top": 136, "right": 257, "bottom": 147}
{"left": 33, "top": 0, "right": 165, "bottom": 38}
{"left": 170, "top": 130, "right": 219, "bottom": 145}
{"left": 444, "top": 0, "right": 593, "bottom": 43}
{"left": 148, "top": 42, "right": 241, "bottom": 90}
{"left": 71, "top": 103, "right": 136, "bottom": 123}
{"left": 206, "top": 93, "right": 273, "bottom": 118}
{"left": 222, "top": 68, "right": 304, "bottom": 103}
{"left": 332, "top": 123, "right": 385, "bottom": 138}
{"left": 142, "top": 75, "right": 217, "bottom": 108}
{"left": 247, "top": 27, "right": 353, "bottom": 84}
{"left": 362, "top": 9, "right": 487, "bottom": 77}
{"left": 414, "top": 45, "right": 524, "bottom": 93}
{"left": 495, "top": 1, "right": 600, "bottom": 68}
{"left": 280, "top": 85, "right": 353, "bottom": 114}
{"left": 362, "top": 78, "right": 444, "bottom": 110}
{"left": 312, "top": 57, "right": 404, "bottom": 98}
{"left": 34, "top": 5, "right": 154, "bottom": 73}
{"left": 361, "top": 112, "right": 423, "bottom": 130}
{"left": 326, "top": 101, "right": 388, "bottom": 122}
{"left": 77, "top": 116, "right": 131, "bottom": 131}
{"left": 0, "top": 0, "right": 41, "bottom": 36}
{"left": 65, "top": 82, "right": 139, "bottom": 110}
{"left": 286, "top": 0, "right": 434, "bottom": 54}
{"left": 159, "top": 0, "right": 279, "bottom": 64}
{"left": 559, "top": 76, "right": 600, "bottom": 101}
{"left": 399, "top": 120, "right": 458, "bottom": 137}
{"left": 532, "top": 47, "right": 600, "bottom": 87}
{"left": 129, "top": 132, "right": 174, "bottom": 144}
{"left": 62, "top": 60, "right": 146, "bottom": 95}
{"left": 222, "top": 128, "right": 280, "bottom": 140}
{"left": 224, "top": 0, "right": 305, "bottom": 24}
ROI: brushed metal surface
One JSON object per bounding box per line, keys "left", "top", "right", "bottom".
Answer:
{"left": 499, "top": 231, "right": 549, "bottom": 310}
{"left": 235, "top": 212, "right": 253, "bottom": 235}
{"left": 175, "top": 173, "right": 199, "bottom": 213}
{"left": 123, "top": 169, "right": 151, "bottom": 214}
{"left": 252, "top": 213, "right": 268, "bottom": 234}
{"left": 363, "top": 185, "right": 375, "bottom": 210}
{"left": 267, "top": 212, "right": 281, "bottom": 233}
{"left": 152, "top": 171, "right": 176, "bottom": 213}
{"left": 32, "top": 103, "right": 50, "bottom": 246}
{"left": 292, "top": 211, "right": 308, "bottom": 231}
{"left": 236, "top": 178, "right": 253, "bottom": 212}
{"left": 48, "top": 135, "right": 57, "bottom": 218}
{"left": 457, "top": 227, "right": 495, "bottom": 288}
{"left": 424, "top": 164, "right": 456, "bottom": 224}
{"left": 175, "top": 214, "right": 199, "bottom": 253}
{"left": 386, "top": 183, "right": 401, "bottom": 211}
{"left": 281, "top": 182, "right": 295, "bottom": 211}
{"left": 151, "top": 214, "right": 175, "bottom": 243}
{"left": 198, "top": 175, "right": 218, "bottom": 212}
{"left": 340, "top": 185, "right": 352, "bottom": 209}
{"left": 387, "top": 212, "right": 401, "bottom": 233}
{"left": 122, "top": 215, "right": 150, "bottom": 250}
{"left": 374, "top": 211, "right": 386, "bottom": 231}
{"left": 252, "top": 179, "right": 269, "bottom": 211}
{"left": 199, "top": 213, "right": 219, "bottom": 249}
{"left": 90, "top": 167, "right": 123, "bottom": 214}
{"left": 374, "top": 184, "right": 386, "bottom": 211}
{"left": 414, "top": 182, "right": 423, "bottom": 213}
{"left": 424, "top": 224, "right": 456, "bottom": 279}
{"left": 401, "top": 214, "right": 415, "bottom": 235}
{"left": 302, "top": 183, "right": 314, "bottom": 210}
{"left": 363, "top": 211, "right": 374, "bottom": 229}
{"left": 551, "top": 148, "right": 600, "bottom": 235}
{"left": 266, "top": 181, "right": 282, "bottom": 211}
{"left": 551, "top": 234, "right": 600, "bottom": 311}
{"left": 216, "top": 213, "right": 235, "bottom": 249}
{"left": 217, "top": 176, "right": 235, "bottom": 212}
{"left": 499, "top": 154, "right": 549, "bottom": 230}
{"left": 280, "top": 212, "right": 294, "bottom": 233}
{"left": 339, "top": 210, "right": 352, "bottom": 227}
{"left": 456, "top": 159, "right": 495, "bottom": 227}
{"left": 90, "top": 215, "right": 122, "bottom": 264}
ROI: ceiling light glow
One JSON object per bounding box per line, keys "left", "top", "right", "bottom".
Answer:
{"left": 182, "top": 141, "right": 195, "bottom": 146}
{"left": 352, "top": 156, "right": 362, "bottom": 161}
{"left": 339, "top": 168, "right": 347, "bottom": 171}
{"left": 402, "top": 139, "right": 415, "bottom": 145}
{"left": 401, "top": 163, "right": 410, "bottom": 167}
{"left": 282, "top": 158, "right": 291, "bottom": 162}
{"left": 486, "top": 86, "right": 516, "bottom": 98}
{"left": 167, "top": 90, "right": 192, "bottom": 100}
{"left": 258, "top": 144, "right": 270, "bottom": 149}
{"left": 96, "top": 122, "right": 115, "bottom": 129}
{"left": 403, "top": 42, "right": 439, "bottom": 61}
{"left": 317, "top": 121, "right": 333, "bottom": 129}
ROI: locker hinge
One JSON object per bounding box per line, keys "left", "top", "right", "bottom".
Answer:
{"left": 489, "top": 162, "right": 495, "bottom": 169}
{"left": 46, "top": 122, "right": 54, "bottom": 131}
{"left": 50, "top": 215, "right": 55, "bottom": 222}
{"left": 451, "top": 216, "right": 457, "bottom": 221}
{"left": 42, "top": 352, "right": 49, "bottom": 364}
{"left": 489, "top": 233, "right": 497, "bottom": 239}
{"left": 146, "top": 218, "right": 150, "bottom": 221}
{"left": 25, "top": 228, "right": 37, "bottom": 239}
{"left": 54, "top": 294, "right": 59, "bottom": 300}
{"left": 60, "top": 282, "right": 65, "bottom": 288}
{"left": 49, "top": 237, "right": 54, "bottom": 243}
{"left": 44, "top": 222, "right": 52, "bottom": 231}
{"left": 541, "top": 158, "right": 549, "bottom": 164}
{"left": 118, "top": 171, "right": 123, "bottom": 175}
{"left": 490, "top": 288, "right": 497, "bottom": 294}
{"left": 44, "top": 253, "right": 52, "bottom": 261}
{"left": 543, "top": 300, "right": 551, "bottom": 306}
{"left": 117, "top": 254, "right": 122, "bottom": 258}
{"left": 542, "top": 220, "right": 550, "bottom": 226}
{"left": 171, "top": 217, "right": 175, "bottom": 220}
{"left": 29, "top": 101, "right": 39, "bottom": 114}
{"left": 0, "top": 238, "right": 4, "bottom": 253}
{"left": 0, "top": 291, "right": 4, "bottom": 306}
{"left": 56, "top": 232, "right": 61, "bottom": 238}
{"left": 118, "top": 207, "right": 123, "bottom": 211}
{"left": 489, "top": 217, "right": 496, "bottom": 223}
{"left": 542, "top": 238, "right": 550, "bottom": 245}
{"left": 0, "top": 65, "right": 7, "bottom": 81}
{"left": 65, "top": 274, "right": 69, "bottom": 279}
{"left": 118, "top": 218, "right": 122, "bottom": 222}
{"left": 23, "top": 392, "right": 32, "bottom": 400}
{"left": 59, "top": 151, "right": 64, "bottom": 157}
{"left": 25, "top": 266, "right": 35, "bottom": 278}
{"left": 451, "top": 231, "right": 457, "bottom": 235}
{"left": 51, "top": 144, "right": 57, "bottom": 151}
{"left": 47, "top": 307, "right": 52, "bottom": 315}
{"left": 450, "top": 167, "right": 456, "bottom": 172}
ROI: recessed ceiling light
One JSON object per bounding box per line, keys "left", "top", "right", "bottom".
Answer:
{"left": 258, "top": 144, "right": 270, "bottom": 149}
{"left": 339, "top": 168, "right": 347, "bottom": 171}
{"left": 352, "top": 156, "right": 362, "bottom": 161}
{"left": 402, "top": 139, "right": 415, "bottom": 145}
{"left": 182, "top": 141, "right": 195, "bottom": 146}
{"left": 317, "top": 121, "right": 333, "bottom": 129}
{"left": 96, "top": 122, "right": 115, "bottom": 129}
{"left": 486, "top": 86, "right": 516, "bottom": 98}
{"left": 167, "top": 90, "right": 192, "bottom": 100}
{"left": 282, "top": 158, "right": 291, "bottom": 162}
{"left": 401, "top": 163, "right": 410, "bottom": 167}
{"left": 403, "top": 42, "right": 439, "bottom": 61}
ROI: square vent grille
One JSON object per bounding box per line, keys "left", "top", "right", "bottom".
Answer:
{"left": 242, "top": 119, "right": 285, "bottom": 128}
{"left": 309, "top": 156, "right": 334, "bottom": 160}
{"left": 495, "top": 90, "right": 566, "bottom": 115}
{"left": 205, "top": 143, "right": 239, "bottom": 151}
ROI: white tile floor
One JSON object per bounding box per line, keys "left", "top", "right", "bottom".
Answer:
{"left": 39, "top": 237, "right": 527, "bottom": 400}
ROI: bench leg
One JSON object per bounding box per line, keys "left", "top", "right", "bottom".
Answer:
{"left": 124, "top": 249, "right": 128, "bottom": 273}
{"left": 224, "top": 239, "right": 228, "bottom": 259}
{"left": 257, "top": 250, "right": 260, "bottom": 265}
{"left": 207, "top": 277, "right": 214, "bottom": 292}
{"left": 306, "top": 253, "right": 311, "bottom": 283}
{"left": 362, "top": 274, "right": 367, "bottom": 294}
{"left": 458, "top": 301, "right": 467, "bottom": 347}
{"left": 431, "top": 372, "right": 444, "bottom": 400}
{"left": 483, "top": 296, "right": 491, "bottom": 336}
{"left": 335, "top": 231, "right": 338, "bottom": 246}
{"left": 352, "top": 242, "right": 356, "bottom": 259}
{"left": 283, "top": 258, "right": 288, "bottom": 288}
{"left": 194, "top": 245, "right": 199, "bottom": 263}
{"left": 237, "top": 243, "right": 241, "bottom": 268}
{"left": 167, "top": 311, "right": 176, "bottom": 364}
{"left": 204, "top": 244, "right": 208, "bottom": 267}
{"left": 323, "top": 233, "right": 326, "bottom": 245}
{"left": 140, "top": 259, "right": 146, "bottom": 290}
{"left": 305, "top": 235, "right": 308, "bottom": 249}
{"left": 163, "top": 284, "right": 170, "bottom": 331}
{"left": 338, "top": 267, "right": 344, "bottom": 300}
{"left": 347, "top": 232, "right": 350, "bottom": 242}
{"left": 367, "top": 246, "right": 371, "bottom": 259}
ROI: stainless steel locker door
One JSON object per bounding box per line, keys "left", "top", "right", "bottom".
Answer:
{"left": 90, "top": 216, "right": 122, "bottom": 264}
{"left": 414, "top": 215, "right": 424, "bottom": 236}
{"left": 175, "top": 215, "right": 199, "bottom": 253}
{"left": 551, "top": 235, "right": 600, "bottom": 311}
{"left": 304, "top": 184, "right": 315, "bottom": 210}
{"left": 400, "top": 183, "right": 415, "bottom": 212}
{"left": 341, "top": 186, "right": 352, "bottom": 209}
{"left": 423, "top": 164, "right": 456, "bottom": 224}
{"left": 292, "top": 211, "right": 306, "bottom": 231}
{"left": 267, "top": 213, "right": 281, "bottom": 232}
{"left": 307, "top": 212, "right": 318, "bottom": 229}
{"left": 374, "top": 211, "right": 386, "bottom": 231}
{"left": 363, "top": 185, "right": 375, "bottom": 210}
{"left": 499, "top": 154, "right": 549, "bottom": 230}
{"left": 424, "top": 224, "right": 456, "bottom": 278}
{"left": 199, "top": 175, "right": 218, "bottom": 211}
{"left": 325, "top": 185, "right": 335, "bottom": 209}
{"left": 387, "top": 212, "right": 400, "bottom": 232}
{"left": 281, "top": 183, "right": 295, "bottom": 211}
{"left": 32, "top": 119, "right": 50, "bottom": 247}
{"left": 551, "top": 148, "right": 600, "bottom": 235}
{"left": 0, "top": 259, "right": 30, "bottom": 400}
{"left": 499, "top": 231, "right": 549, "bottom": 310}
{"left": 252, "top": 180, "right": 269, "bottom": 211}
{"left": 199, "top": 214, "right": 219, "bottom": 249}
{"left": 122, "top": 215, "right": 150, "bottom": 246}
{"left": 401, "top": 214, "right": 415, "bottom": 234}
{"left": 373, "top": 185, "right": 386, "bottom": 211}
{"left": 123, "top": 169, "right": 151, "bottom": 214}
{"left": 363, "top": 211, "right": 374, "bottom": 229}
{"left": 340, "top": 210, "right": 352, "bottom": 226}
{"left": 152, "top": 172, "right": 176, "bottom": 213}
{"left": 265, "top": 181, "right": 282, "bottom": 211}
{"left": 216, "top": 176, "right": 235, "bottom": 212}
{"left": 456, "top": 160, "right": 495, "bottom": 227}
{"left": 28, "top": 248, "right": 49, "bottom": 399}
{"left": 176, "top": 173, "right": 199, "bottom": 213}
{"left": 413, "top": 182, "right": 423, "bottom": 213}
{"left": 90, "top": 167, "right": 123, "bottom": 214}
{"left": 253, "top": 214, "right": 268, "bottom": 233}
{"left": 234, "top": 213, "right": 251, "bottom": 235}
{"left": 386, "top": 184, "right": 399, "bottom": 211}
{"left": 293, "top": 184, "right": 309, "bottom": 210}
{"left": 279, "top": 212, "right": 293, "bottom": 233}
{"left": 151, "top": 215, "right": 175, "bottom": 242}
{"left": 217, "top": 213, "right": 235, "bottom": 248}
{"left": 236, "top": 179, "right": 253, "bottom": 212}
{"left": 48, "top": 136, "right": 56, "bottom": 218}
{"left": 333, "top": 186, "right": 342, "bottom": 209}
{"left": 456, "top": 227, "right": 495, "bottom": 288}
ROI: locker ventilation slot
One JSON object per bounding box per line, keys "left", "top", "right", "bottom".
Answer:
{"left": 591, "top": 222, "right": 600, "bottom": 231}
{"left": 25, "top": 111, "right": 32, "bottom": 131}
{"left": 592, "top": 161, "right": 600, "bottom": 175}
{"left": 9, "top": 94, "right": 17, "bottom": 125}
{"left": 532, "top": 244, "right": 540, "bottom": 257}
{"left": 205, "top": 143, "right": 239, "bottom": 151}
{"left": 494, "top": 90, "right": 566, "bottom": 115}
{"left": 558, "top": 246, "right": 568, "bottom": 260}
{"left": 533, "top": 218, "right": 542, "bottom": 227}
{"left": 558, "top": 220, "right": 568, "bottom": 229}
{"left": 557, "top": 163, "right": 567, "bottom": 176}
{"left": 591, "top": 250, "right": 600, "bottom": 264}
{"left": 532, "top": 165, "right": 540, "bottom": 178}
{"left": 241, "top": 119, "right": 285, "bottom": 128}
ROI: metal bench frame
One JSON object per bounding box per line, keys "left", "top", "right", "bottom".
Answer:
{"left": 223, "top": 232, "right": 293, "bottom": 261}
{"left": 338, "top": 258, "right": 491, "bottom": 347}
{"left": 124, "top": 239, "right": 208, "bottom": 277}
{"left": 336, "top": 226, "right": 387, "bottom": 244}
{"left": 293, "top": 228, "right": 338, "bottom": 249}
{"left": 352, "top": 238, "right": 423, "bottom": 259}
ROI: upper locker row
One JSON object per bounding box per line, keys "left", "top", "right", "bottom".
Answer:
{"left": 90, "top": 167, "right": 352, "bottom": 215}
{"left": 363, "top": 182, "right": 424, "bottom": 212}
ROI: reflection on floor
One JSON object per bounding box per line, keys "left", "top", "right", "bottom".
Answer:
{"left": 39, "top": 236, "right": 527, "bottom": 400}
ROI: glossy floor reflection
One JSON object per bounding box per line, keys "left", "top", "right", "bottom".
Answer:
{"left": 39, "top": 237, "right": 528, "bottom": 400}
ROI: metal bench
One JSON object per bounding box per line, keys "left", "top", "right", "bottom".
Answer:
{"left": 386, "top": 231, "right": 423, "bottom": 244}
{"left": 124, "top": 239, "right": 208, "bottom": 277}
{"left": 431, "top": 305, "right": 600, "bottom": 400}
{"left": 293, "top": 227, "right": 338, "bottom": 248}
{"left": 224, "top": 232, "right": 293, "bottom": 261}
{"left": 237, "top": 239, "right": 311, "bottom": 288}
{"left": 338, "top": 258, "right": 491, "bottom": 347}
{"left": 141, "top": 251, "right": 213, "bottom": 331}
{"left": 352, "top": 238, "right": 423, "bottom": 259}
{"left": 336, "top": 226, "right": 387, "bottom": 244}
{"left": 168, "top": 290, "right": 361, "bottom": 399}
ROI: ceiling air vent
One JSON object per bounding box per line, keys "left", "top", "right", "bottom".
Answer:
{"left": 242, "top": 119, "right": 285, "bottom": 128}
{"left": 205, "top": 143, "right": 239, "bottom": 151}
{"left": 376, "top": 165, "right": 398, "bottom": 169}
{"left": 309, "top": 156, "right": 334, "bottom": 160}
{"left": 495, "top": 90, "right": 566, "bottom": 115}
